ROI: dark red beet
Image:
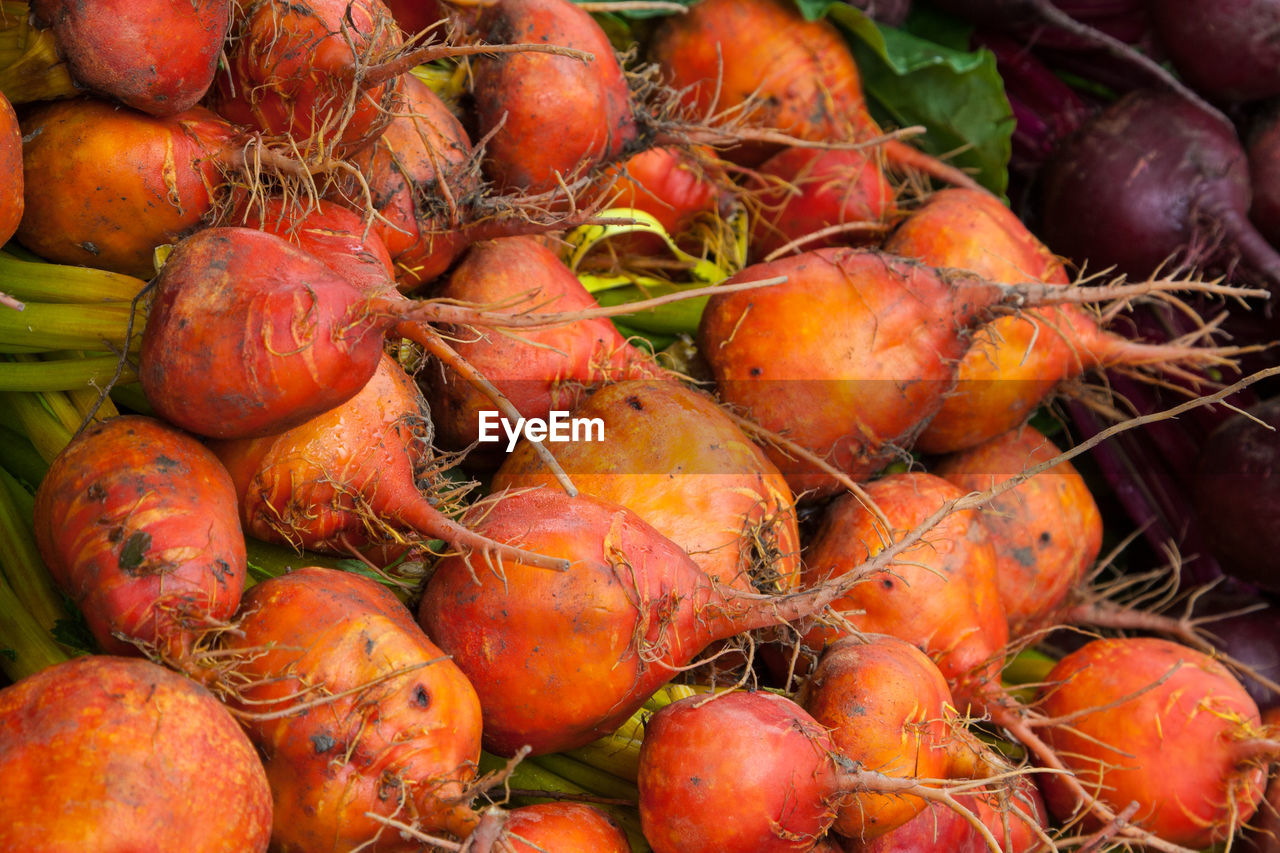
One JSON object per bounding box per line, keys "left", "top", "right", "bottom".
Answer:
{"left": 1193, "top": 395, "right": 1280, "bottom": 593}
{"left": 1148, "top": 0, "right": 1280, "bottom": 103}
{"left": 1249, "top": 102, "right": 1280, "bottom": 246}
{"left": 1040, "top": 89, "right": 1280, "bottom": 291}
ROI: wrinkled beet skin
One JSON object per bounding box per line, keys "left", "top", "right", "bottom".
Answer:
{"left": 33, "top": 416, "right": 247, "bottom": 663}
{"left": 139, "top": 227, "right": 386, "bottom": 440}
{"left": 1194, "top": 396, "right": 1280, "bottom": 593}
{"left": 1149, "top": 0, "right": 1280, "bottom": 103}
{"left": 31, "top": 0, "right": 231, "bottom": 115}
{"left": 1040, "top": 90, "right": 1255, "bottom": 282}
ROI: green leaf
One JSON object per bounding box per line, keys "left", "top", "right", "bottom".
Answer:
{"left": 795, "top": 2, "right": 1014, "bottom": 197}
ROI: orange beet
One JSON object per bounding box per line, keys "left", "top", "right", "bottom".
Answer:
{"left": 417, "top": 486, "right": 841, "bottom": 756}
{"left": 0, "top": 655, "right": 271, "bottom": 851}
{"left": 30, "top": 0, "right": 231, "bottom": 115}
{"left": 222, "top": 566, "right": 486, "bottom": 849}
{"left": 491, "top": 378, "right": 801, "bottom": 593}
{"left": 1036, "top": 637, "right": 1269, "bottom": 848}
{"left": 638, "top": 691, "right": 842, "bottom": 853}
{"left": 588, "top": 145, "right": 727, "bottom": 256}
{"left": 799, "top": 634, "right": 957, "bottom": 839}
{"left": 647, "top": 0, "right": 979, "bottom": 189}
{"left": 1, "top": 92, "right": 21, "bottom": 246}
{"left": 933, "top": 423, "right": 1103, "bottom": 638}
{"left": 228, "top": 194, "right": 396, "bottom": 293}
{"left": 696, "top": 248, "right": 1005, "bottom": 494}
{"left": 798, "top": 472, "right": 1008, "bottom": 697}
{"left": 211, "top": 352, "right": 568, "bottom": 571}
{"left": 887, "top": 187, "right": 1238, "bottom": 454}
{"left": 471, "top": 0, "right": 636, "bottom": 194}
{"left": 422, "top": 236, "right": 657, "bottom": 461}
{"left": 213, "top": 0, "right": 404, "bottom": 153}
{"left": 16, "top": 97, "right": 237, "bottom": 276}
{"left": 33, "top": 416, "right": 246, "bottom": 667}
{"left": 748, "top": 146, "right": 897, "bottom": 261}
{"left": 337, "top": 72, "right": 478, "bottom": 290}
{"left": 497, "top": 802, "right": 632, "bottom": 852}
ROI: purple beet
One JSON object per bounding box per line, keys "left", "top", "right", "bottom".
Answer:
{"left": 1039, "top": 89, "right": 1280, "bottom": 293}
{"left": 1148, "top": 0, "right": 1280, "bottom": 104}
{"left": 1249, "top": 103, "right": 1280, "bottom": 246}
{"left": 1193, "top": 395, "right": 1280, "bottom": 594}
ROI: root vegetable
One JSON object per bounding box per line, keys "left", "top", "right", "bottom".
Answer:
{"left": 696, "top": 246, "right": 1258, "bottom": 493}
{"left": 888, "top": 186, "right": 1237, "bottom": 455}
{"left": 1148, "top": 0, "right": 1280, "bottom": 103}
{"left": 747, "top": 146, "right": 897, "bottom": 261}
{"left": 32, "top": 415, "right": 247, "bottom": 668}
{"left": 421, "top": 235, "right": 659, "bottom": 460}
{"left": 496, "top": 802, "right": 632, "bottom": 852}
{"left": 646, "top": 0, "right": 981, "bottom": 189}
{"left": 337, "top": 73, "right": 478, "bottom": 290}
{"left": 1193, "top": 394, "right": 1280, "bottom": 593}
{"left": 0, "top": 655, "right": 272, "bottom": 851}
{"left": 797, "top": 634, "right": 960, "bottom": 840}
{"left": 1035, "top": 636, "right": 1271, "bottom": 848}
{"left": 471, "top": 0, "right": 636, "bottom": 194}
{"left": 213, "top": 0, "right": 405, "bottom": 154}
{"left": 218, "top": 565, "right": 486, "bottom": 850}
{"left": 933, "top": 423, "right": 1103, "bottom": 639}
{"left": 637, "top": 691, "right": 843, "bottom": 852}
{"left": 227, "top": 194, "right": 396, "bottom": 294}
{"left": 491, "top": 377, "right": 801, "bottom": 594}
{"left": 210, "top": 352, "right": 569, "bottom": 571}
{"left": 16, "top": 97, "right": 238, "bottom": 277}
{"left": 30, "top": 0, "right": 232, "bottom": 115}
{"left": 637, "top": 689, "right": 1001, "bottom": 853}
{"left": 1, "top": 91, "right": 20, "bottom": 249}
{"left": 797, "top": 472, "right": 1008, "bottom": 694}
{"left": 1040, "top": 89, "right": 1280, "bottom": 292}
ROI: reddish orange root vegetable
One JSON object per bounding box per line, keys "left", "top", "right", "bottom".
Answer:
{"left": 337, "top": 72, "right": 478, "bottom": 291}
{"left": 30, "top": 0, "right": 232, "bottom": 115}
{"left": 497, "top": 802, "right": 632, "bottom": 852}
{"left": 211, "top": 352, "right": 568, "bottom": 571}
{"left": 638, "top": 691, "right": 842, "bottom": 853}
{"left": 491, "top": 377, "right": 801, "bottom": 593}
{"left": 647, "top": 0, "right": 981, "bottom": 190}
{"left": 33, "top": 416, "right": 247, "bottom": 668}
{"left": 422, "top": 236, "right": 658, "bottom": 459}
{"left": 220, "top": 566, "right": 486, "bottom": 850}
{"left": 471, "top": 0, "right": 637, "bottom": 194}
{"left": 798, "top": 472, "right": 1008, "bottom": 695}
{"left": 0, "top": 655, "right": 272, "bottom": 852}
{"left": 17, "top": 97, "right": 237, "bottom": 277}
{"left": 1, "top": 92, "right": 22, "bottom": 246}
{"left": 799, "top": 634, "right": 958, "bottom": 839}
{"left": 748, "top": 146, "right": 897, "bottom": 260}
{"left": 1036, "top": 636, "right": 1270, "bottom": 849}
{"left": 933, "top": 423, "right": 1103, "bottom": 639}
{"left": 227, "top": 194, "right": 397, "bottom": 293}
{"left": 213, "top": 0, "right": 404, "bottom": 152}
